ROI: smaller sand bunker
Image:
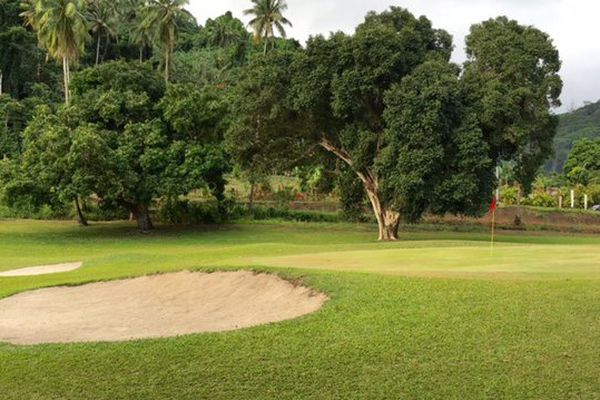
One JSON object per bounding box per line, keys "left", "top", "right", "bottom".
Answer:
{"left": 0, "top": 271, "right": 327, "bottom": 345}
{"left": 0, "top": 262, "right": 82, "bottom": 277}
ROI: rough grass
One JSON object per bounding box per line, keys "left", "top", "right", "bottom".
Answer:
{"left": 0, "top": 219, "right": 599, "bottom": 399}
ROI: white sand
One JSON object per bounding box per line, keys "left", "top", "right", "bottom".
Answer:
{"left": 0, "top": 262, "right": 83, "bottom": 277}
{"left": 0, "top": 270, "right": 327, "bottom": 345}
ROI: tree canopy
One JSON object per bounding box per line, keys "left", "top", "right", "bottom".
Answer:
{"left": 227, "top": 8, "right": 562, "bottom": 240}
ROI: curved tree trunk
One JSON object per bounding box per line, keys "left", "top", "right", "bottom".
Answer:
{"left": 320, "top": 138, "right": 400, "bottom": 241}
{"left": 74, "top": 197, "right": 88, "bottom": 227}
{"left": 365, "top": 185, "right": 400, "bottom": 241}
{"left": 133, "top": 205, "right": 154, "bottom": 232}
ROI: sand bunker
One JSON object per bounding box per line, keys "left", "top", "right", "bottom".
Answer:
{"left": 0, "top": 262, "right": 82, "bottom": 277}
{"left": 0, "top": 270, "right": 327, "bottom": 345}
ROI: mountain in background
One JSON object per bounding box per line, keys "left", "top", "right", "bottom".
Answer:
{"left": 548, "top": 100, "right": 600, "bottom": 172}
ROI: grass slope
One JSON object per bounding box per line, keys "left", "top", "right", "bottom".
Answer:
{"left": 0, "top": 220, "right": 599, "bottom": 399}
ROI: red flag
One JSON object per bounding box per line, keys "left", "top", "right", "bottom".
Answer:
{"left": 489, "top": 197, "right": 497, "bottom": 213}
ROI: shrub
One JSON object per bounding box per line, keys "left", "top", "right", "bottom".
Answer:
{"left": 239, "top": 205, "right": 343, "bottom": 223}
{"left": 524, "top": 191, "right": 557, "bottom": 208}
{"left": 501, "top": 187, "right": 518, "bottom": 205}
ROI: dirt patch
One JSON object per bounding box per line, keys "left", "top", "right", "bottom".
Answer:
{"left": 0, "top": 262, "right": 82, "bottom": 277}
{"left": 0, "top": 271, "right": 327, "bottom": 345}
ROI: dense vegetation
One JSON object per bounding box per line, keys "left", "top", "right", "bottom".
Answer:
{"left": 549, "top": 100, "right": 600, "bottom": 172}
{"left": 0, "top": 0, "right": 564, "bottom": 238}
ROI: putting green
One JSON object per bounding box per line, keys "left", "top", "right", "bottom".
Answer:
{"left": 247, "top": 242, "right": 600, "bottom": 279}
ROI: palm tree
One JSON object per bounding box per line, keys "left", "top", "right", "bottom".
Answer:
{"left": 143, "top": 0, "right": 193, "bottom": 84}
{"left": 243, "top": 0, "right": 292, "bottom": 54}
{"left": 86, "top": 0, "right": 116, "bottom": 66}
{"left": 21, "top": 0, "right": 89, "bottom": 105}
{"left": 130, "top": 16, "right": 152, "bottom": 63}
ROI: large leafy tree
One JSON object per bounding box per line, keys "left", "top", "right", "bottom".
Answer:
{"left": 244, "top": 0, "right": 292, "bottom": 54}
{"left": 50, "top": 61, "right": 226, "bottom": 230}
{"left": 21, "top": 0, "right": 90, "bottom": 105}
{"left": 288, "top": 8, "right": 456, "bottom": 240}
{"left": 228, "top": 7, "right": 561, "bottom": 240}
{"left": 563, "top": 138, "right": 600, "bottom": 185}
{"left": 143, "top": 0, "right": 194, "bottom": 84}
{"left": 463, "top": 17, "right": 562, "bottom": 225}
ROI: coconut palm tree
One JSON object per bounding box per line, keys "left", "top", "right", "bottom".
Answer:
{"left": 243, "top": 0, "right": 292, "bottom": 54}
{"left": 86, "top": 0, "right": 116, "bottom": 65}
{"left": 21, "top": 0, "right": 89, "bottom": 105}
{"left": 143, "top": 0, "right": 193, "bottom": 84}
{"left": 130, "top": 16, "right": 152, "bottom": 63}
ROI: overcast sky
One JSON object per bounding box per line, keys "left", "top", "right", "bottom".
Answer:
{"left": 188, "top": 0, "right": 600, "bottom": 113}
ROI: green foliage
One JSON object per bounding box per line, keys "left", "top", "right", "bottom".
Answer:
{"left": 550, "top": 100, "right": 600, "bottom": 172}
{"left": 226, "top": 50, "right": 306, "bottom": 176}
{"left": 501, "top": 187, "right": 519, "bottom": 205}
{"left": 463, "top": 16, "right": 562, "bottom": 194}
{"left": 523, "top": 190, "right": 558, "bottom": 208}
{"left": 160, "top": 83, "right": 228, "bottom": 142}
{"left": 142, "top": 0, "right": 195, "bottom": 82}
{"left": 171, "top": 49, "right": 235, "bottom": 85}
{"left": 8, "top": 61, "right": 229, "bottom": 229}
{"left": 238, "top": 205, "right": 342, "bottom": 223}
{"left": 158, "top": 198, "right": 226, "bottom": 224}
{"left": 228, "top": 8, "right": 562, "bottom": 239}
{"left": 381, "top": 60, "right": 493, "bottom": 221}
{"left": 338, "top": 167, "right": 367, "bottom": 222}
{"left": 0, "top": 0, "right": 62, "bottom": 99}
{"left": 244, "top": 0, "right": 292, "bottom": 54}
{"left": 566, "top": 166, "right": 592, "bottom": 186}
{"left": 564, "top": 138, "right": 600, "bottom": 178}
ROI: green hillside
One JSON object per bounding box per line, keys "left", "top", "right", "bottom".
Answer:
{"left": 549, "top": 100, "right": 600, "bottom": 171}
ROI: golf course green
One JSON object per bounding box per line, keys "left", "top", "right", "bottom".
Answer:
{"left": 0, "top": 219, "right": 598, "bottom": 399}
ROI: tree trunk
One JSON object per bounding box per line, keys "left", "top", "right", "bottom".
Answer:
{"left": 514, "top": 185, "right": 522, "bottom": 226}
{"left": 164, "top": 48, "right": 170, "bottom": 84}
{"left": 62, "top": 56, "right": 70, "bottom": 105}
{"left": 139, "top": 46, "right": 144, "bottom": 63}
{"left": 0, "top": 71, "right": 3, "bottom": 95}
{"left": 364, "top": 181, "right": 400, "bottom": 241}
{"left": 133, "top": 205, "right": 153, "bottom": 232}
{"left": 74, "top": 197, "right": 88, "bottom": 227}
{"left": 248, "top": 181, "right": 256, "bottom": 214}
{"left": 95, "top": 34, "right": 101, "bottom": 66}
{"left": 319, "top": 138, "right": 400, "bottom": 241}
{"left": 263, "top": 36, "right": 268, "bottom": 54}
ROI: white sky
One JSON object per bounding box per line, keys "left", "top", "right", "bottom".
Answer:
{"left": 188, "top": 0, "right": 600, "bottom": 113}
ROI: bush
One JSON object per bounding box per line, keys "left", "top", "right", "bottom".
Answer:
{"left": 271, "top": 186, "right": 297, "bottom": 208}
{"left": 83, "top": 202, "right": 130, "bottom": 221}
{"left": 501, "top": 186, "right": 518, "bottom": 205}
{"left": 157, "top": 199, "right": 229, "bottom": 225}
{"left": 237, "top": 205, "right": 343, "bottom": 223}
{"left": 524, "top": 191, "right": 557, "bottom": 208}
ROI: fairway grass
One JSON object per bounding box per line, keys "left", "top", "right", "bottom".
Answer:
{"left": 0, "top": 219, "right": 599, "bottom": 399}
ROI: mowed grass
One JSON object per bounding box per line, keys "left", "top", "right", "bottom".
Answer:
{"left": 0, "top": 219, "right": 599, "bottom": 399}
